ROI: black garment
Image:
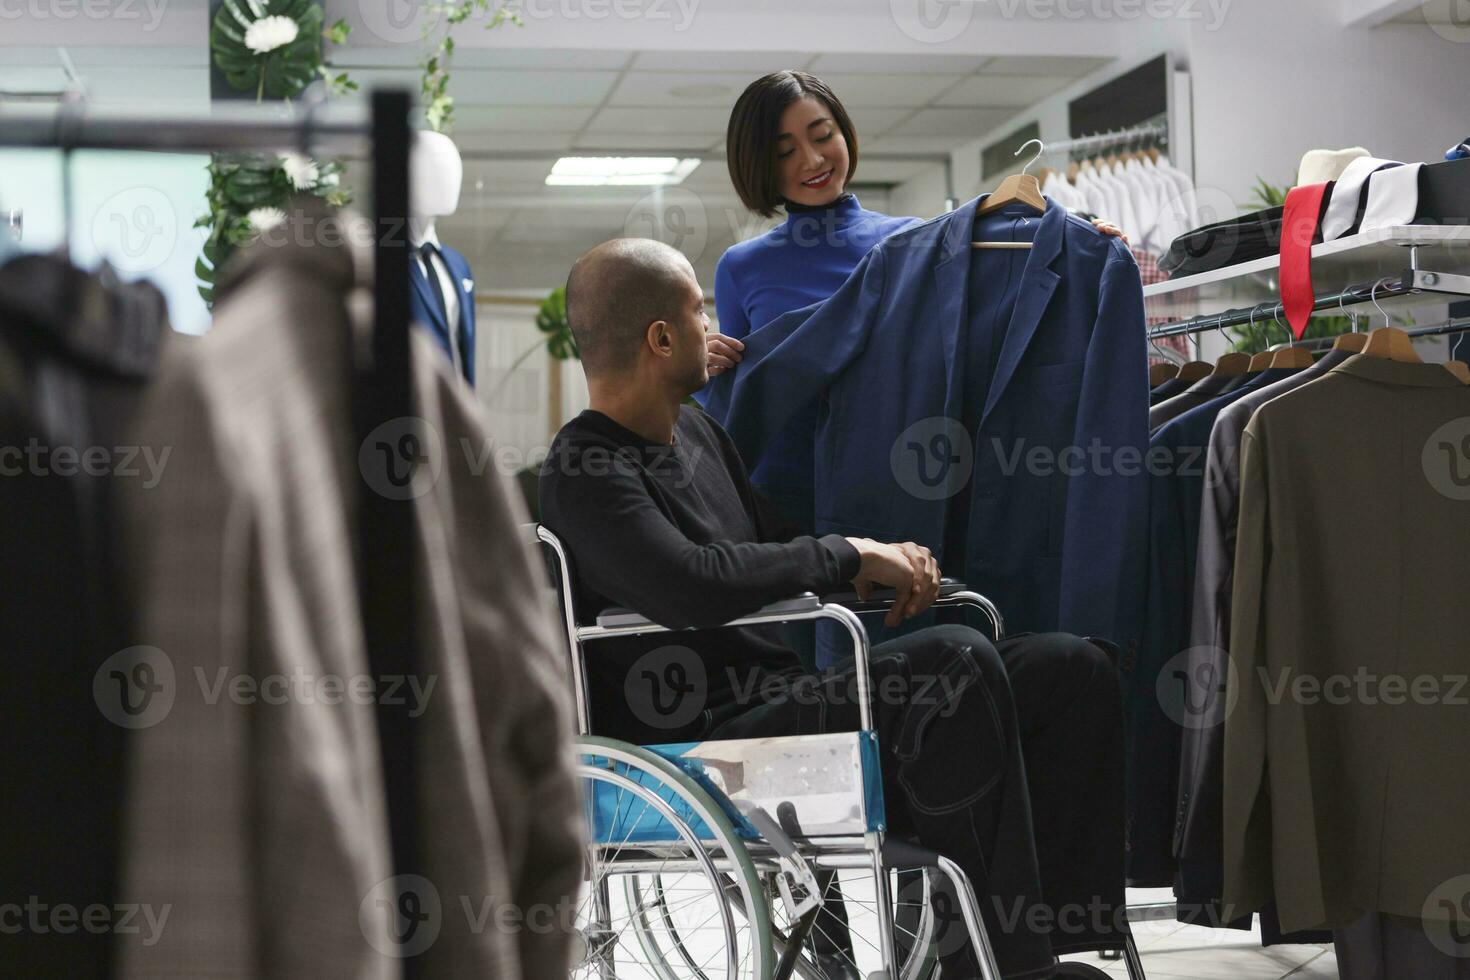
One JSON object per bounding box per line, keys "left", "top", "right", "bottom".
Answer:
{"left": 781, "top": 192, "right": 856, "bottom": 213}
{"left": 0, "top": 256, "right": 169, "bottom": 978}
{"left": 539, "top": 406, "right": 860, "bottom": 739}
{"left": 1148, "top": 371, "right": 1239, "bottom": 432}
{"left": 540, "top": 403, "right": 1131, "bottom": 977}
{"left": 1149, "top": 376, "right": 1192, "bottom": 405}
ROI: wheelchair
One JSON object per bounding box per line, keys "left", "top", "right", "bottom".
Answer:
{"left": 532, "top": 524, "right": 1148, "bottom": 980}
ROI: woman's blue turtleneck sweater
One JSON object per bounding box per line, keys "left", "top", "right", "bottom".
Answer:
{"left": 700, "top": 193, "right": 919, "bottom": 529}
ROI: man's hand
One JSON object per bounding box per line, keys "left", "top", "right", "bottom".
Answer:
{"left": 1091, "top": 218, "right": 1129, "bottom": 245}
{"left": 707, "top": 333, "right": 745, "bottom": 376}
{"left": 845, "top": 538, "right": 942, "bottom": 628}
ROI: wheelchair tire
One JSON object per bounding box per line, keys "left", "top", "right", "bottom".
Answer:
{"left": 575, "top": 737, "right": 775, "bottom": 979}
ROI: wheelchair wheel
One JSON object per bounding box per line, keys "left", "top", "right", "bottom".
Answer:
{"left": 764, "top": 866, "right": 941, "bottom": 980}
{"left": 575, "top": 738, "right": 774, "bottom": 979}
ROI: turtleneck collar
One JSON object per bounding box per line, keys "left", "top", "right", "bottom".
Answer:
{"left": 782, "top": 192, "right": 860, "bottom": 219}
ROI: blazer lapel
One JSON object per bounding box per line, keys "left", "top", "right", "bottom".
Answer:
{"left": 932, "top": 196, "right": 984, "bottom": 422}
{"left": 979, "top": 198, "right": 1065, "bottom": 429}
{"left": 409, "top": 257, "right": 448, "bottom": 337}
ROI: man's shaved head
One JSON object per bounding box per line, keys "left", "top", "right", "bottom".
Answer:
{"left": 565, "top": 238, "right": 695, "bottom": 376}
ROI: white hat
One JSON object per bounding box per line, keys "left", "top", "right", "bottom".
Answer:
{"left": 1297, "top": 147, "right": 1371, "bottom": 186}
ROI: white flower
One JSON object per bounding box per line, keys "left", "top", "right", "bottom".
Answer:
{"left": 247, "top": 207, "right": 287, "bottom": 234}
{"left": 320, "top": 172, "right": 339, "bottom": 188}
{"left": 279, "top": 153, "right": 319, "bottom": 190}
{"left": 243, "top": 15, "right": 299, "bottom": 55}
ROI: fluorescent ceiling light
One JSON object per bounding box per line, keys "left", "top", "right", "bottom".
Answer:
{"left": 546, "top": 156, "right": 701, "bottom": 186}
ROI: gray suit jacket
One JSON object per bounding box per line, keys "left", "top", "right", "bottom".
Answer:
{"left": 1224, "top": 354, "right": 1470, "bottom": 932}
{"left": 113, "top": 205, "right": 582, "bottom": 978}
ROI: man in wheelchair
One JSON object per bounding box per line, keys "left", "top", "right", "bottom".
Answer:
{"left": 539, "top": 238, "right": 1129, "bottom": 980}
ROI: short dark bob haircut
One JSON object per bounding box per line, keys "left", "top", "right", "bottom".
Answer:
{"left": 726, "top": 70, "right": 859, "bottom": 219}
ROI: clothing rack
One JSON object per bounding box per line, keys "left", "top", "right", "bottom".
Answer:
{"left": 0, "top": 92, "right": 425, "bottom": 973}
{"left": 1145, "top": 269, "right": 1470, "bottom": 341}
{"left": 1041, "top": 122, "right": 1170, "bottom": 158}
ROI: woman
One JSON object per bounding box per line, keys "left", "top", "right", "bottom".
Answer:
{"left": 702, "top": 70, "right": 1125, "bottom": 534}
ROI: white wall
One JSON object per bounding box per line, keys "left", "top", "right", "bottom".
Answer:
{"left": 1188, "top": 0, "right": 1469, "bottom": 207}
{"left": 890, "top": 0, "right": 1470, "bottom": 222}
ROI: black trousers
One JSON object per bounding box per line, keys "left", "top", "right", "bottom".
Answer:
{"left": 710, "top": 626, "right": 1128, "bottom": 980}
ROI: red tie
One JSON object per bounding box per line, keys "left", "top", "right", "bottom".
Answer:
{"left": 1279, "top": 182, "right": 1331, "bottom": 339}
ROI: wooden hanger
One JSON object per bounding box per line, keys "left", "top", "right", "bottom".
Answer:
{"left": 1332, "top": 331, "right": 1368, "bottom": 352}
{"left": 1246, "top": 351, "right": 1273, "bottom": 372}
{"left": 1269, "top": 346, "right": 1315, "bottom": 369}
{"left": 1210, "top": 352, "right": 1251, "bottom": 376}
{"left": 1176, "top": 360, "right": 1213, "bottom": 382}
{"left": 1361, "top": 326, "right": 1421, "bottom": 363}
{"left": 977, "top": 138, "right": 1047, "bottom": 221}
{"left": 1444, "top": 361, "right": 1470, "bottom": 384}
{"left": 1149, "top": 363, "right": 1180, "bottom": 386}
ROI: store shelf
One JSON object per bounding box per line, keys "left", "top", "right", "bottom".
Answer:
{"left": 1144, "top": 224, "right": 1470, "bottom": 321}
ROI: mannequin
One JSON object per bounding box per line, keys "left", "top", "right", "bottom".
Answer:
{"left": 409, "top": 130, "right": 478, "bottom": 386}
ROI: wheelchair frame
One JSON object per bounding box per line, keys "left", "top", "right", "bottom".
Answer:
{"left": 533, "top": 523, "right": 1147, "bottom": 980}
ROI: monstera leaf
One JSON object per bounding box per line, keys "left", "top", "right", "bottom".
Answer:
{"left": 536, "top": 286, "right": 578, "bottom": 361}
{"left": 211, "top": 0, "right": 324, "bottom": 101}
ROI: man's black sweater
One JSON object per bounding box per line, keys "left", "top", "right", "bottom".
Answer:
{"left": 539, "top": 405, "right": 861, "bottom": 742}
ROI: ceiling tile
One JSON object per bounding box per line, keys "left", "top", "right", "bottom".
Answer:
{"left": 631, "top": 51, "right": 815, "bottom": 73}
{"left": 934, "top": 74, "right": 1074, "bottom": 107}
{"left": 346, "top": 67, "right": 614, "bottom": 106}
{"left": 451, "top": 106, "right": 597, "bottom": 132}
{"left": 883, "top": 107, "right": 1015, "bottom": 139}
{"left": 845, "top": 107, "right": 910, "bottom": 138}
{"left": 978, "top": 55, "right": 1113, "bottom": 76}
{"left": 585, "top": 107, "right": 725, "bottom": 136}
{"left": 814, "top": 72, "right": 964, "bottom": 108}
{"left": 808, "top": 52, "right": 987, "bottom": 75}
{"left": 454, "top": 131, "right": 574, "bottom": 154}
{"left": 606, "top": 71, "right": 756, "bottom": 107}
{"left": 571, "top": 132, "right": 721, "bottom": 152}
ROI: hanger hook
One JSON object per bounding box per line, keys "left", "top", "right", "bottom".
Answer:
{"left": 1370, "top": 277, "right": 1392, "bottom": 329}
{"left": 1015, "top": 139, "right": 1044, "bottom": 177}
{"left": 1338, "top": 289, "right": 1361, "bottom": 333}
{"left": 1267, "top": 303, "right": 1290, "bottom": 346}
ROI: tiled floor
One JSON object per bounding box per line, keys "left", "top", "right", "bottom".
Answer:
{"left": 1060, "top": 889, "right": 1340, "bottom": 979}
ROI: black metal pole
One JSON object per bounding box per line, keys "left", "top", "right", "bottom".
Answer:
{"left": 360, "top": 88, "right": 424, "bottom": 975}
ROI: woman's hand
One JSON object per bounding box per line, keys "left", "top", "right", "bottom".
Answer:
{"left": 707, "top": 333, "right": 745, "bottom": 376}
{"left": 1091, "top": 219, "right": 1129, "bottom": 245}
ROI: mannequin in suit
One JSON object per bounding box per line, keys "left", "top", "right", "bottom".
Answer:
{"left": 409, "top": 131, "right": 477, "bottom": 385}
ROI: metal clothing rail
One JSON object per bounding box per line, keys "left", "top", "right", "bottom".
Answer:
{"left": 0, "top": 92, "right": 426, "bottom": 974}
{"left": 1041, "top": 122, "right": 1170, "bottom": 157}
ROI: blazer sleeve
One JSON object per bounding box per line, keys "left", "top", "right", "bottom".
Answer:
{"left": 1057, "top": 245, "right": 1150, "bottom": 648}
{"left": 1222, "top": 425, "right": 1274, "bottom": 917}
{"left": 719, "top": 245, "right": 889, "bottom": 471}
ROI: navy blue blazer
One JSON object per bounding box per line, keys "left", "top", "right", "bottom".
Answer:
{"left": 410, "top": 241, "right": 476, "bottom": 385}
{"left": 702, "top": 196, "right": 1149, "bottom": 650}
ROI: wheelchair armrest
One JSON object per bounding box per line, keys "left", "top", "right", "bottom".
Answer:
{"left": 593, "top": 592, "right": 824, "bottom": 631}
{"left": 821, "top": 577, "right": 968, "bottom": 611}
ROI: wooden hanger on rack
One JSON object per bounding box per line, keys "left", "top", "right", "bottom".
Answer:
{"left": 1149, "top": 363, "right": 1180, "bottom": 386}
{"left": 1246, "top": 351, "right": 1273, "bottom": 372}
{"left": 1270, "top": 346, "right": 1315, "bottom": 369}
{"left": 1176, "top": 360, "right": 1213, "bottom": 382}
{"left": 1333, "top": 331, "right": 1368, "bottom": 352}
{"left": 1210, "top": 352, "right": 1251, "bottom": 376}
{"left": 1443, "top": 361, "right": 1470, "bottom": 383}
{"left": 1362, "top": 326, "right": 1421, "bottom": 362}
